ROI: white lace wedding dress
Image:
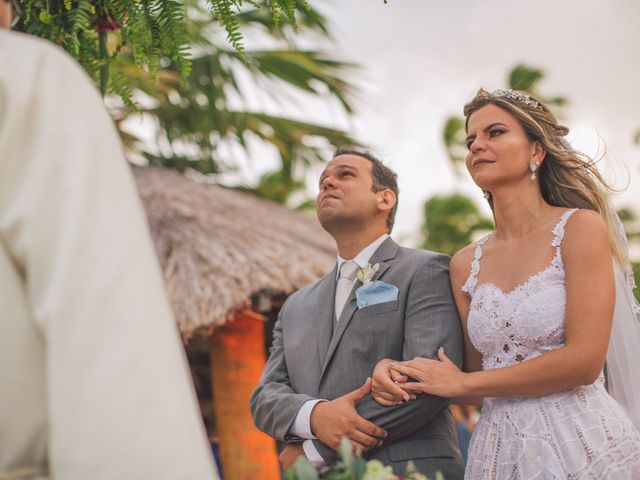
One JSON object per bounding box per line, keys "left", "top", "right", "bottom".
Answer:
{"left": 462, "top": 209, "right": 640, "bottom": 479}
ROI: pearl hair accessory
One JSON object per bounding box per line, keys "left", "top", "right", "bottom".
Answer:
{"left": 491, "top": 89, "right": 544, "bottom": 111}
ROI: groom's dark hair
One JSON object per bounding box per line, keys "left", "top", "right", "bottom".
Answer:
{"left": 333, "top": 147, "right": 399, "bottom": 232}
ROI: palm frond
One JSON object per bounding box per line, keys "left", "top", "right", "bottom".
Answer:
{"left": 235, "top": 50, "right": 358, "bottom": 114}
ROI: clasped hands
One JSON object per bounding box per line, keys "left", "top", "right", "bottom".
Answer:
{"left": 279, "top": 348, "right": 463, "bottom": 469}
{"left": 371, "top": 347, "right": 465, "bottom": 405}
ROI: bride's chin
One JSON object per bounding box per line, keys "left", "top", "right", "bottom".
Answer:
{"left": 472, "top": 179, "right": 493, "bottom": 191}
{"left": 472, "top": 173, "right": 500, "bottom": 192}
{"left": 470, "top": 172, "right": 490, "bottom": 188}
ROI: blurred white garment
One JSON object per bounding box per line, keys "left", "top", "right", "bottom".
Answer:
{"left": 606, "top": 212, "right": 640, "bottom": 430}
{"left": 0, "top": 30, "right": 218, "bottom": 480}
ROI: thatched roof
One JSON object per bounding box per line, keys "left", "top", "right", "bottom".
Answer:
{"left": 133, "top": 166, "right": 336, "bottom": 339}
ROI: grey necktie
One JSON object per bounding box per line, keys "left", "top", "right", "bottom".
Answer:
{"left": 335, "top": 261, "right": 358, "bottom": 322}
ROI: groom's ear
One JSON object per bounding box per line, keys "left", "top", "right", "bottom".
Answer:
{"left": 377, "top": 189, "right": 397, "bottom": 214}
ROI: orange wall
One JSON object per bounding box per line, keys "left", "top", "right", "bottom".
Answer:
{"left": 210, "top": 312, "right": 280, "bottom": 479}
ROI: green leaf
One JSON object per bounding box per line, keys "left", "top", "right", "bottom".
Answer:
{"left": 287, "top": 456, "right": 320, "bottom": 480}
{"left": 421, "top": 193, "right": 494, "bottom": 256}
{"left": 338, "top": 437, "right": 354, "bottom": 467}
{"left": 443, "top": 116, "right": 465, "bottom": 147}
{"left": 38, "top": 11, "right": 53, "bottom": 24}
{"left": 442, "top": 116, "right": 467, "bottom": 167}
{"left": 506, "top": 64, "right": 568, "bottom": 111}
{"left": 508, "top": 64, "right": 544, "bottom": 92}
{"left": 352, "top": 458, "right": 367, "bottom": 479}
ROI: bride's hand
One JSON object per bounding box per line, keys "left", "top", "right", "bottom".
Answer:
{"left": 371, "top": 358, "right": 415, "bottom": 406}
{"left": 390, "top": 348, "right": 466, "bottom": 398}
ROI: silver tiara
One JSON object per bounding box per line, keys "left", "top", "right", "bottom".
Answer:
{"left": 491, "top": 89, "right": 544, "bottom": 111}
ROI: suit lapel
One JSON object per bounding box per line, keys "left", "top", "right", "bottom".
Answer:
{"left": 314, "top": 264, "right": 337, "bottom": 375}
{"left": 320, "top": 237, "right": 400, "bottom": 379}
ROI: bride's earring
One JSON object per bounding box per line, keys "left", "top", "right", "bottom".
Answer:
{"left": 530, "top": 161, "right": 541, "bottom": 181}
{"left": 483, "top": 190, "right": 491, "bottom": 200}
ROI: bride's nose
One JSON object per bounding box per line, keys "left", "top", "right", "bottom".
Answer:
{"left": 469, "top": 137, "right": 487, "bottom": 153}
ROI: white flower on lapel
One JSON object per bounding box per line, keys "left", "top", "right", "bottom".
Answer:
{"left": 356, "top": 262, "right": 380, "bottom": 285}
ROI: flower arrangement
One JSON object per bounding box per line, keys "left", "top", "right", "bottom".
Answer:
{"left": 285, "top": 438, "right": 445, "bottom": 480}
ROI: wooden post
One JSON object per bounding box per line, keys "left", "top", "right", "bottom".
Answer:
{"left": 210, "top": 311, "right": 280, "bottom": 479}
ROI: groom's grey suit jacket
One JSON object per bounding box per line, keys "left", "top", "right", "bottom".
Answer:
{"left": 251, "top": 237, "right": 464, "bottom": 478}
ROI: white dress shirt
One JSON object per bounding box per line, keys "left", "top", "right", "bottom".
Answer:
{"left": 289, "top": 234, "right": 389, "bottom": 467}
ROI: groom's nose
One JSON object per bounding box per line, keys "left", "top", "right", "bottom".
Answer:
{"left": 320, "top": 175, "right": 336, "bottom": 190}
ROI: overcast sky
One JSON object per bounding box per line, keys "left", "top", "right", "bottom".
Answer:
{"left": 150, "top": 0, "right": 640, "bottom": 247}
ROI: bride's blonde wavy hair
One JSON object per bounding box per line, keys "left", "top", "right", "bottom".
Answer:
{"left": 463, "top": 88, "right": 624, "bottom": 264}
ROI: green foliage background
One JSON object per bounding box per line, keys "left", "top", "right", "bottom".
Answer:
{"left": 15, "top": 0, "right": 308, "bottom": 103}
{"left": 17, "top": 0, "right": 361, "bottom": 206}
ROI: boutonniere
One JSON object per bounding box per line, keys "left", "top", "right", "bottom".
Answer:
{"left": 353, "top": 263, "right": 399, "bottom": 309}
{"left": 356, "top": 262, "right": 380, "bottom": 285}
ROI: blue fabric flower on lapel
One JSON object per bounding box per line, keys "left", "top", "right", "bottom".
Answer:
{"left": 355, "top": 280, "right": 398, "bottom": 309}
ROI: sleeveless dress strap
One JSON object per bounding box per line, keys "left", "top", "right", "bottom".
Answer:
{"left": 551, "top": 208, "right": 579, "bottom": 248}
{"left": 461, "top": 234, "right": 491, "bottom": 295}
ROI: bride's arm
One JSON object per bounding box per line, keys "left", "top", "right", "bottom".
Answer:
{"left": 448, "top": 246, "right": 484, "bottom": 405}
{"left": 394, "top": 210, "right": 615, "bottom": 400}
{"left": 371, "top": 244, "right": 485, "bottom": 406}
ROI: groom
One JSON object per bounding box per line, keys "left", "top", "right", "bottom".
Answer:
{"left": 251, "top": 148, "right": 464, "bottom": 478}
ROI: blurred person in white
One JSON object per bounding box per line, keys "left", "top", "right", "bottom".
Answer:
{"left": 0, "top": 3, "right": 219, "bottom": 479}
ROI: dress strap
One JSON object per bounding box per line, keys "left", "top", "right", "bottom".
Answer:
{"left": 461, "top": 234, "right": 491, "bottom": 295}
{"left": 551, "top": 208, "right": 579, "bottom": 248}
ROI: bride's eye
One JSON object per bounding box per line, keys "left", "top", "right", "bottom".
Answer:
{"left": 489, "top": 129, "right": 505, "bottom": 138}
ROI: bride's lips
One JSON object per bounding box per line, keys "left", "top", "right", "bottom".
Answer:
{"left": 472, "top": 158, "right": 495, "bottom": 169}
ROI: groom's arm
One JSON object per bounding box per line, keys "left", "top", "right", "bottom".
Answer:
{"left": 250, "top": 300, "right": 316, "bottom": 441}
{"left": 313, "top": 253, "right": 463, "bottom": 463}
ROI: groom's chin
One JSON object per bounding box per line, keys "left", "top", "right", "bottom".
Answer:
{"left": 317, "top": 209, "right": 339, "bottom": 230}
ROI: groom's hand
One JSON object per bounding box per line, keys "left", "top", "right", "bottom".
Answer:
{"left": 310, "top": 377, "right": 387, "bottom": 452}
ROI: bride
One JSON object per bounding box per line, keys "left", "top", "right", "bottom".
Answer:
{"left": 372, "top": 89, "right": 640, "bottom": 478}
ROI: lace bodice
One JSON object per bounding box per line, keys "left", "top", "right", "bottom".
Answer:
{"left": 461, "top": 208, "right": 640, "bottom": 479}
{"left": 462, "top": 209, "right": 576, "bottom": 371}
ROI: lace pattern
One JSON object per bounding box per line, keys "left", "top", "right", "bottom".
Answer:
{"left": 461, "top": 234, "right": 490, "bottom": 295}
{"left": 463, "top": 209, "right": 640, "bottom": 478}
